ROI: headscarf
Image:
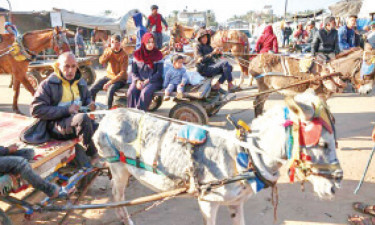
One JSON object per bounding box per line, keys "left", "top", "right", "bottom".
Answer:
{"left": 133, "top": 32, "right": 163, "bottom": 69}
{"left": 261, "top": 25, "right": 275, "bottom": 40}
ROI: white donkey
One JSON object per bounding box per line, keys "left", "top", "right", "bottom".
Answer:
{"left": 93, "top": 91, "right": 343, "bottom": 225}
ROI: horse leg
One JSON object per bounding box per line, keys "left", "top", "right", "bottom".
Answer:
{"left": 110, "top": 164, "right": 134, "bottom": 225}
{"left": 198, "top": 200, "right": 220, "bottom": 225}
{"left": 9, "top": 75, "right": 13, "bottom": 88}
{"left": 254, "top": 79, "right": 269, "bottom": 117}
{"left": 12, "top": 79, "right": 22, "bottom": 114}
{"left": 17, "top": 70, "right": 35, "bottom": 96}
{"left": 227, "top": 203, "right": 245, "bottom": 225}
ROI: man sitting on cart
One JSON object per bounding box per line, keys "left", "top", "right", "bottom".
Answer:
{"left": 0, "top": 144, "right": 65, "bottom": 198}
{"left": 90, "top": 34, "right": 128, "bottom": 109}
{"left": 21, "top": 52, "right": 98, "bottom": 162}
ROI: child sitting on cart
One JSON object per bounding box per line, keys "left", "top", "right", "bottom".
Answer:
{"left": 0, "top": 144, "right": 65, "bottom": 198}
{"left": 163, "top": 55, "right": 188, "bottom": 100}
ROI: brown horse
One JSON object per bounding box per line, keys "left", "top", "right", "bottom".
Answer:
{"left": 247, "top": 50, "right": 373, "bottom": 117}
{"left": 91, "top": 29, "right": 109, "bottom": 46}
{"left": 170, "top": 24, "right": 250, "bottom": 81}
{"left": 170, "top": 23, "right": 196, "bottom": 45}
{"left": 0, "top": 27, "right": 70, "bottom": 114}
{"left": 211, "top": 30, "right": 250, "bottom": 83}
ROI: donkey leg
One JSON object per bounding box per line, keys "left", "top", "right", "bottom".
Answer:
{"left": 253, "top": 94, "right": 269, "bottom": 118}
{"left": 12, "top": 79, "right": 21, "bottom": 114}
{"left": 227, "top": 203, "right": 245, "bottom": 225}
{"left": 198, "top": 200, "right": 220, "bottom": 225}
{"left": 110, "top": 164, "right": 134, "bottom": 225}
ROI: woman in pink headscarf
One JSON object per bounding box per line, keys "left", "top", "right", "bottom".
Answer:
{"left": 255, "top": 25, "right": 279, "bottom": 53}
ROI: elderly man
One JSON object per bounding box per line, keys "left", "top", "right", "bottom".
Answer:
{"left": 21, "top": 52, "right": 98, "bottom": 160}
{"left": 311, "top": 17, "right": 339, "bottom": 59}
{"left": 338, "top": 15, "right": 359, "bottom": 51}
{"left": 146, "top": 5, "right": 168, "bottom": 49}
{"left": 89, "top": 35, "right": 128, "bottom": 109}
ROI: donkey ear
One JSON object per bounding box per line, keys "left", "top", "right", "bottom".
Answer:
{"left": 285, "top": 97, "right": 302, "bottom": 116}
{"left": 292, "top": 90, "right": 317, "bottom": 121}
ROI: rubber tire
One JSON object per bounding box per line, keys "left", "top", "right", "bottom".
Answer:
{"left": 26, "top": 70, "right": 42, "bottom": 89}
{"left": 169, "top": 102, "right": 209, "bottom": 125}
{"left": 0, "top": 208, "right": 12, "bottom": 225}
{"left": 79, "top": 65, "right": 97, "bottom": 85}
{"left": 148, "top": 96, "right": 163, "bottom": 112}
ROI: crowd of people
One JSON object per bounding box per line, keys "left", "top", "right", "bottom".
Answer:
{"left": 255, "top": 15, "right": 375, "bottom": 58}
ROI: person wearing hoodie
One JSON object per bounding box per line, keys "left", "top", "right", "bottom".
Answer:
{"left": 133, "top": 12, "right": 147, "bottom": 50}
{"left": 194, "top": 29, "right": 238, "bottom": 92}
{"left": 90, "top": 35, "right": 128, "bottom": 109}
{"left": 21, "top": 52, "right": 98, "bottom": 161}
{"left": 255, "top": 25, "right": 279, "bottom": 54}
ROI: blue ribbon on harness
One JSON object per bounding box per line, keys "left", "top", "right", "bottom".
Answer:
{"left": 284, "top": 107, "right": 293, "bottom": 160}
{"left": 236, "top": 152, "right": 265, "bottom": 193}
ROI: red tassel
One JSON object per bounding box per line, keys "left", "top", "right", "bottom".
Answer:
{"left": 289, "top": 166, "right": 295, "bottom": 183}
{"left": 119, "top": 152, "right": 126, "bottom": 163}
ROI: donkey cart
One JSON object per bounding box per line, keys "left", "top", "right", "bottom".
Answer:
{"left": 113, "top": 76, "right": 235, "bottom": 125}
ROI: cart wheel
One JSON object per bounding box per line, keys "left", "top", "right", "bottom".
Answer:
{"left": 79, "top": 65, "right": 97, "bottom": 85}
{"left": 0, "top": 208, "right": 12, "bottom": 225}
{"left": 26, "top": 71, "right": 42, "bottom": 89}
{"left": 169, "top": 102, "right": 209, "bottom": 124}
{"left": 148, "top": 96, "right": 163, "bottom": 112}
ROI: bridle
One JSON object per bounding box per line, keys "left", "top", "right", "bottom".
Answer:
{"left": 283, "top": 104, "right": 342, "bottom": 184}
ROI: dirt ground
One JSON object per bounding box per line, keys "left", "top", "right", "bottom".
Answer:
{"left": 1, "top": 65, "right": 375, "bottom": 225}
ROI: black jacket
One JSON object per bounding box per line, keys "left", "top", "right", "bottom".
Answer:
{"left": 311, "top": 28, "right": 339, "bottom": 55}
{"left": 194, "top": 43, "right": 216, "bottom": 73}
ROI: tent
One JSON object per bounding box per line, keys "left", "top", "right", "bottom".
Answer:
{"left": 329, "top": 0, "right": 374, "bottom": 19}
{"left": 328, "top": 0, "right": 363, "bottom": 18}
{"left": 55, "top": 8, "right": 139, "bottom": 32}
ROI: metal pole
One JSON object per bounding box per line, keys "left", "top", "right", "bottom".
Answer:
{"left": 354, "top": 144, "right": 375, "bottom": 194}
{"left": 284, "top": 0, "right": 288, "bottom": 20}
{"left": 5, "top": 0, "right": 12, "bottom": 23}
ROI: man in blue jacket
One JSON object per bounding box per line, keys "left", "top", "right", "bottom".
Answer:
{"left": 338, "top": 15, "right": 359, "bottom": 51}
{"left": 132, "top": 12, "right": 147, "bottom": 50}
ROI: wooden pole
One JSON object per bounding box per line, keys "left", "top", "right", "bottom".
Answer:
{"left": 44, "top": 187, "right": 188, "bottom": 212}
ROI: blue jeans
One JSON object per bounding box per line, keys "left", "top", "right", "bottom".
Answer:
{"left": 165, "top": 83, "right": 184, "bottom": 93}
{"left": 152, "top": 32, "right": 163, "bottom": 49}
{"left": 0, "top": 152, "right": 57, "bottom": 197}
{"left": 200, "top": 60, "right": 233, "bottom": 84}
{"left": 89, "top": 77, "right": 126, "bottom": 109}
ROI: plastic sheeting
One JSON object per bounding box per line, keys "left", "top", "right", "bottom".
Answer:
{"left": 56, "top": 8, "right": 139, "bottom": 32}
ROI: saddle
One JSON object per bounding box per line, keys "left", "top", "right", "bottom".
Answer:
{"left": 176, "top": 125, "right": 207, "bottom": 145}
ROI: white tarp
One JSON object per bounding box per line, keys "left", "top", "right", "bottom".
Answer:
{"left": 55, "top": 8, "right": 139, "bottom": 32}
{"left": 358, "top": 0, "right": 375, "bottom": 18}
